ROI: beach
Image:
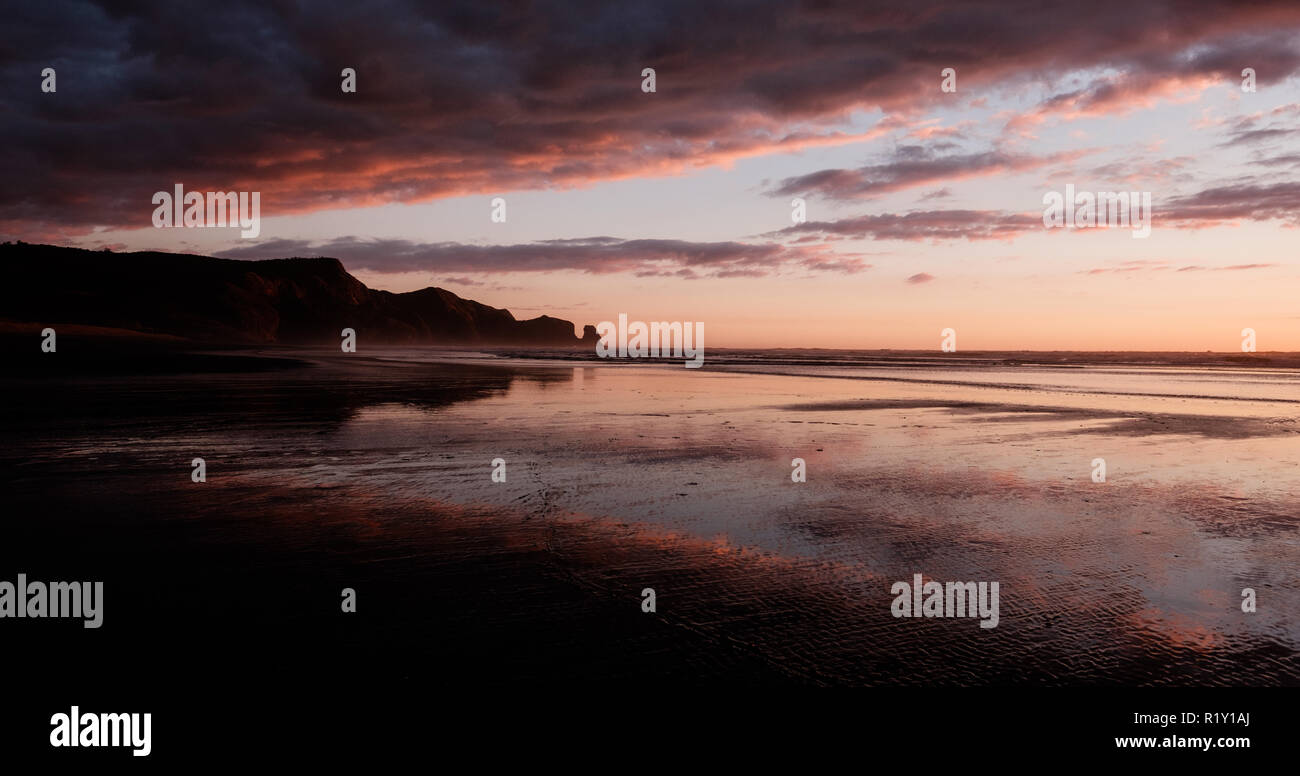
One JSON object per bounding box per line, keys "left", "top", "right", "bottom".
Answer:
{"left": 2, "top": 347, "right": 1297, "bottom": 687}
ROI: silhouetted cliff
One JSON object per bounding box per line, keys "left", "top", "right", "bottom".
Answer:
{"left": 0, "top": 243, "right": 598, "bottom": 347}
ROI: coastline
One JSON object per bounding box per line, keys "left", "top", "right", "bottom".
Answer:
{"left": 2, "top": 347, "right": 1296, "bottom": 687}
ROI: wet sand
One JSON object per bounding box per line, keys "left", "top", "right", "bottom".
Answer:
{"left": 1, "top": 345, "right": 1297, "bottom": 687}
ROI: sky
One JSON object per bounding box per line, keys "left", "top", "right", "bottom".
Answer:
{"left": 3, "top": 0, "right": 1300, "bottom": 350}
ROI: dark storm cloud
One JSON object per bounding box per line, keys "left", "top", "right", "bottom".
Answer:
{"left": 4, "top": 0, "right": 1300, "bottom": 236}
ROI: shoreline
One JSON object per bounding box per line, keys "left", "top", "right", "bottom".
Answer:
{"left": 1, "top": 348, "right": 1296, "bottom": 688}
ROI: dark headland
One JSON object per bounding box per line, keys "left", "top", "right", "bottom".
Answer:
{"left": 0, "top": 242, "right": 600, "bottom": 348}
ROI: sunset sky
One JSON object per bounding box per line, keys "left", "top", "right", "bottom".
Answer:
{"left": 4, "top": 0, "right": 1300, "bottom": 349}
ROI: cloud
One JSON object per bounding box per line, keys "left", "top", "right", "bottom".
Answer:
{"left": 1164, "top": 181, "right": 1300, "bottom": 226}
{"left": 5, "top": 0, "right": 1300, "bottom": 235}
{"left": 769, "top": 172, "right": 1300, "bottom": 248}
{"left": 216, "top": 235, "right": 868, "bottom": 277}
{"left": 440, "top": 276, "right": 486, "bottom": 287}
{"left": 1080, "top": 262, "right": 1280, "bottom": 273}
{"left": 1004, "top": 72, "right": 1220, "bottom": 138}
{"left": 1218, "top": 104, "right": 1300, "bottom": 147}
{"left": 1087, "top": 155, "right": 1196, "bottom": 185}
{"left": 774, "top": 209, "right": 1040, "bottom": 242}
{"left": 905, "top": 272, "right": 935, "bottom": 284}
{"left": 1081, "top": 260, "right": 1171, "bottom": 274}
{"left": 768, "top": 146, "right": 1090, "bottom": 200}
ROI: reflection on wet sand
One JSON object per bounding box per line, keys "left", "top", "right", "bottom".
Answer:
{"left": 1, "top": 349, "right": 1296, "bottom": 685}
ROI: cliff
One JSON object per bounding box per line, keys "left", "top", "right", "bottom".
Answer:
{"left": 0, "top": 242, "right": 598, "bottom": 347}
